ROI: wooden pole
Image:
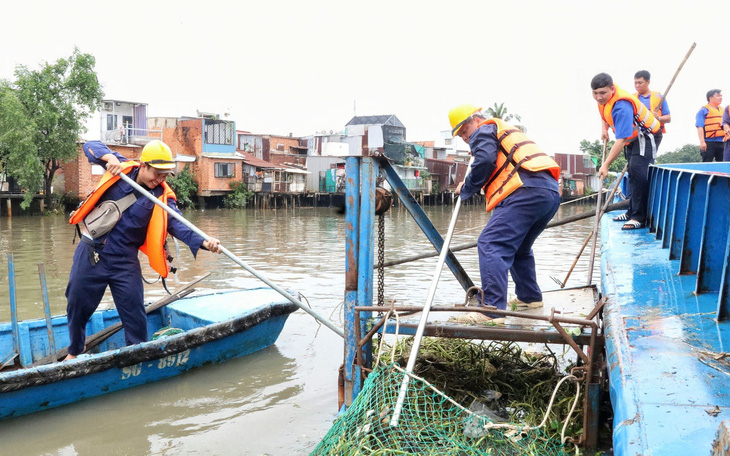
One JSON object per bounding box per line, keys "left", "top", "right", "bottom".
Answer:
{"left": 656, "top": 42, "right": 696, "bottom": 109}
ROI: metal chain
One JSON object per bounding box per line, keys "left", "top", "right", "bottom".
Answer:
{"left": 377, "top": 212, "right": 385, "bottom": 307}
{"left": 375, "top": 211, "right": 386, "bottom": 348}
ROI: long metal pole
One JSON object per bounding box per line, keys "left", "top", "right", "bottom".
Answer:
{"left": 7, "top": 254, "right": 20, "bottom": 366}
{"left": 37, "top": 263, "right": 57, "bottom": 358}
{"left": 587, "top": 140, "right": 608, "bottom": 285}
{"left": 563, "top": 163, "right": 628, "bottom": 288}
{"left": 117, "top": 172, "right": 344, "bottom": 338}
{"left": 390, "top": 156, "right": 474, "bottom": 427}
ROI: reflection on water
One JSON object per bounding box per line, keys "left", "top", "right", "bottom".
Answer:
{"left": 0, "top": 203, "right": 597, "bottom": 455}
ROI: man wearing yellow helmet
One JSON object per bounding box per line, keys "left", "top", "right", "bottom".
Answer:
{"left": 449, "top": 105, "right": 561, "bottom": 324}
{"left": 64, "top": 140, "right": 222, "bottom": 360}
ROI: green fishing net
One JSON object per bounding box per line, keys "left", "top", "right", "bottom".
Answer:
{"left": 311, "top": 339, "right": 581, "bottom": 456}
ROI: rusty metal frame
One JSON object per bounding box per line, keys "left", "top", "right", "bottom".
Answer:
{"left": 352, "top": 302, "right": 605, "bottom": 448}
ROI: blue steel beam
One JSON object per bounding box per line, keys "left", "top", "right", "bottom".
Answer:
{"left": 356, "top": 157, "right": 376, "bottom": 377}
{"left": 647, "top": 166, "right": 659, "bottom": 230}
{"left": 660, "top": 171, "right": 678, "bottom": 249}
{"left": 651, "top": 168, "right": 667, "bottom": 235}
{"left": 696, "top": 176, "right": 730, "bottom": 294}
{"left": 343, "top": 157, "right": 360, "bottom": 407}
{"left": 679, "top": 174, "right": 709, "bottom": 275}
{"left": 718, "top": 229, "right": 730, "bottom": 320}
{"left": 379, "top": 158, "right": 474, "bottom": 292}
{"left": 668, "top": 172, "right": 690, "bottom": 260}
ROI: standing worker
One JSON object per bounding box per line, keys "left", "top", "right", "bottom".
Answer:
{"left": 64, "top": 140, "right": 223, "bottom": 360}
{"left": 592, "top": 73, "right": 662, "bottom": 230}
{"left": 723, "top": 104, "right": 730, "bottom": 161}
{"left": 449, "top": 105, "right": 561, "bottom": 324}
{"left": 634, "top": 70, "right": 671, "bottom": 132}
{"left": 696, "top": 89, "right": 724, "bottom": 162}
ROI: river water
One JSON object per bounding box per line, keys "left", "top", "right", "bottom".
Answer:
{"left": 0, "top": 202, "right": 598, "bottom": 455}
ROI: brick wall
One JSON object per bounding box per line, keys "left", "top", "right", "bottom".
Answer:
{"left": 193, "top": 157, "right": 241, "bottom": 196}
{"left": 163, "top": 119, "right": 240, "bottom": 196}
{"left": 64, "top": 143, "right": 141, "bottom": 199}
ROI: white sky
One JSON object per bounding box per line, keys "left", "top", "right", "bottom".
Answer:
{"left": 1, "top": 0, "right": 728, "bottom": 155}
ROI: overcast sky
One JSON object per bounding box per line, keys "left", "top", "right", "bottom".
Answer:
{"left": 1, "top": 0, "right": 728, "bottom": 155}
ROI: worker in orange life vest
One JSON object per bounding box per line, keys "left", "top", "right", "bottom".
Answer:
{"left": 449, "top": 105, "right": 561, "bottom": 324}
{"left": 64, "top": 140, "right": 222, "bottom": 360}
{"left": 592, "top": 72, "right": 662, "bottom": 231}
{"left": 696, "top": 89, "right": 724, "bottom": 162}
{"left": 633, "top": 70, "right": 671, "bottom": 132}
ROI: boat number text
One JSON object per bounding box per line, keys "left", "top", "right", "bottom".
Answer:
{"left": 121, "top": 364, "right": 142, "bottom": 380}
{"left": 158, "top": 350, "right": 190, "bottom": 369}
{"left": 121, "top": 350, "right": 191, "bottom": 380}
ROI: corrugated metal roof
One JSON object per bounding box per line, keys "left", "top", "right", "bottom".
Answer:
{"left": 238, "top": 151, "right": 309, "bottom": 173}
{"left": 345, "top": 114, "right": 404, "bottom": 128}
{"left": 201, "top": 153, "right": 245, "bottom": 160}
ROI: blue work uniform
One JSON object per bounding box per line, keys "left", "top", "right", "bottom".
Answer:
{"left": 461, "top": 123, "right": 560, "bottom": 312}
{"left": 613, "top": 100, "right": 662, "bottom": 224}
{"left": 65, "top": 141, "right": 205, "bottom": 355}
{"left": 696, "top": 106, "right": 724, "bottom": 162}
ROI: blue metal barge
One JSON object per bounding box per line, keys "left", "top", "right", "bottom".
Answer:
{"left": 602, "top": 162, "right": 730, "bottom": 455}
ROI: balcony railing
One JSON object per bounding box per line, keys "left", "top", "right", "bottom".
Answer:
{"left": 102, "top": 127, "right": 162, "bottom": 146}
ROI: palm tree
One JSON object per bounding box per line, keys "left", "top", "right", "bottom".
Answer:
{"left": 485, "top": 102, "right": 526, "bottom": 132}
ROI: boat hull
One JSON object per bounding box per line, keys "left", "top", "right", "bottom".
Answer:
{"left": 0, "top": 288, "right": 297, "bottom": 420}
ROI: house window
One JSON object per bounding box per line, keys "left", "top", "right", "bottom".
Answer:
{"left": 214, "top": 162, "right": 235, "bottom": 178}
{"left": 276, "top": 143, "right": 285, "bottom": 151}
{"left": 205, "top": 120, "right": 234, "bottom": 145}
{"left": 106, "top": 114, "right": 117, "bottom": 130}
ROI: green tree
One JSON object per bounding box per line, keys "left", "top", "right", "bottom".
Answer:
{"left": 579, "top": 139, "right": 623, "bottom": 172}
{"left": 0, "top": 82, "right": 42, "bottom": 205}
{"left": 224, "top": 181, "right": 253, "bottom": 209}
{"left": 167, "top": 165, "right": 198, "bottom": 208}
{"left": 0, "top": 48, "right": 103, "bottom": 209}
{"left": 656, "top": 144, "right": 701, "bottom": 164}
{"left": 485, "top": 102, "right": 526, "bottom": 132}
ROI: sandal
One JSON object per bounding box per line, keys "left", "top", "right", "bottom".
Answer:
{"left": 622, "top": 220, "right": 644, "bottom": 230}
{"left": 613, "top": 213, "right": 629, "bottom": 222}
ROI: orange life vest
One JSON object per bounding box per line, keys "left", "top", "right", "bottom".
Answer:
{"left": 634, "top": 91, "right": 667, "bottom": 133}
{"left": 702, "top": 104, "right": 724, "bottom": 139}
{"left": 600, "top": 85, "right": 661, "bottom": 141}
{"left": 69, "top": 162, "right": 177, "bottom": 277}
{"left": 476, "top": 118, "right": 560, "bottom": 211}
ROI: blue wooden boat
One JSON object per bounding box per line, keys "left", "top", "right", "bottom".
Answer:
{"left": 0, "top": 287, "right": 297, "bottom": 420}
{"left": 602, "top": 162, "right": 730, "bottom": 455}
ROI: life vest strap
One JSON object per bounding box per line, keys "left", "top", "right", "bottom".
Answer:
{"left": 489, "top": 152, "right": 552, "bottom": 198}
{"left": 485, "top": 140, "right": 536, "bottom": 189}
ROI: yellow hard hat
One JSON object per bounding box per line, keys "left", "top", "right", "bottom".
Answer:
{"left": 448, "top": 105, "right": 482, "bottom": 137}
{"left": 140, "top": 140, "right": 176, "bottom": 171}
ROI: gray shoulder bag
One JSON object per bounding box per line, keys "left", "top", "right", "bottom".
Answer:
{"left": 83, "top": 192, "right": 138, "bottom": 239}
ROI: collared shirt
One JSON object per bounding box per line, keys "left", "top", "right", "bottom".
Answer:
{"left": 460, "top": 123, "right": 558, "bottom": 201}
{"left": 81, "top": 141, "right": 204, "bottom": 258}
{"left": 637, "top": 93, "right": 670, "bottom": 115}
{"left": 612, "top": 100, "right": 635, "bottom": 140}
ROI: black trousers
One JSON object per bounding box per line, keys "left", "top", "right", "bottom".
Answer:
{"left": 625, "top": 132, "right": 662, "bottom": 224}
{"left": 702, "top": 141, "right": 724, "bottom": 162}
